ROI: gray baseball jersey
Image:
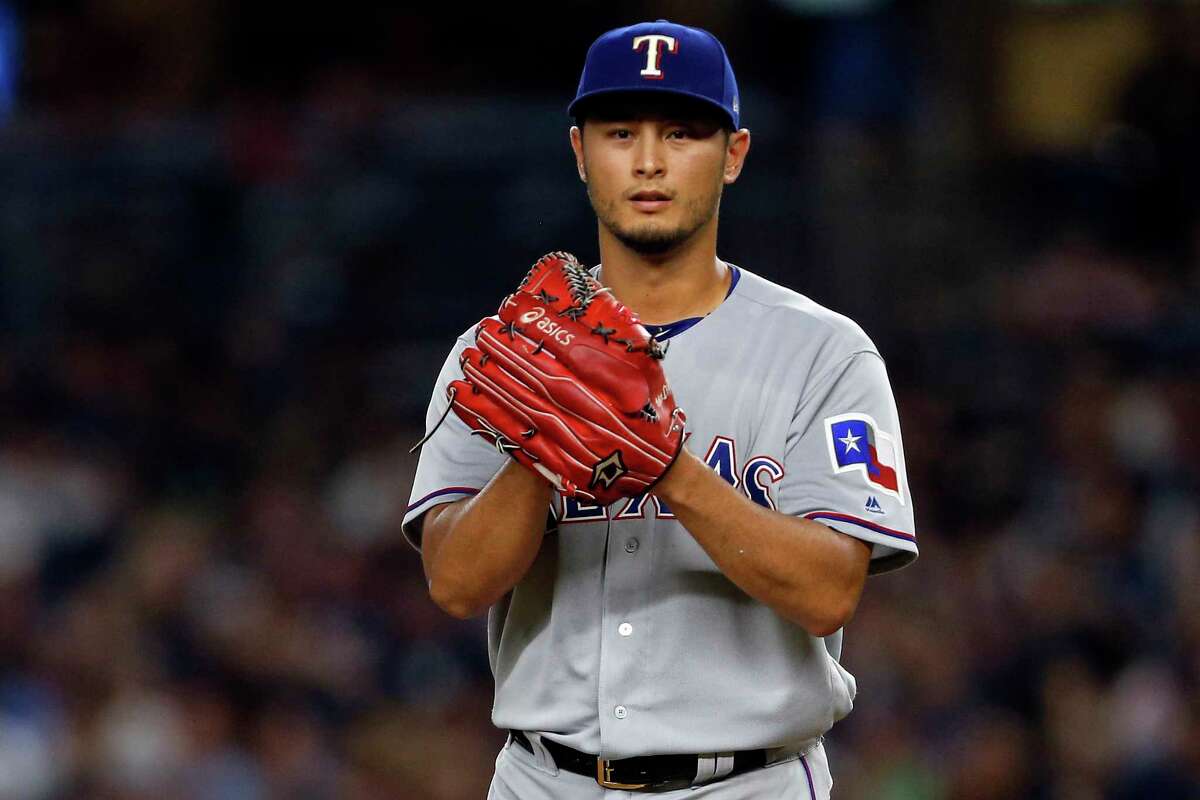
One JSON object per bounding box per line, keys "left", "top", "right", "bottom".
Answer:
{"left": 403, "top": 265, "right": 918, "bottom": 760}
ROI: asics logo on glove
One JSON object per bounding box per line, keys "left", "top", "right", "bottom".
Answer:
{"left": 518, "top": 306, "right": 577, "bottom": 346}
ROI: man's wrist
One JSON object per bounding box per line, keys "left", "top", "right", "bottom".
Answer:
{"left": 651, "top": 448, "right": 705, "bottom": 508}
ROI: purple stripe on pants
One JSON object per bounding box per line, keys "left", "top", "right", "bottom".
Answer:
{"left": 801, "top": 754, "right": 816, "bottom": 800}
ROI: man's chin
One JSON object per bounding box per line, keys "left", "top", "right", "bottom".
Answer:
{"left": 610, "top": 224, "right": 689, "bottom": 257}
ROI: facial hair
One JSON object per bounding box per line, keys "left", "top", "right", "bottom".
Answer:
{"left": 586, "top": 168, "right": 725, "bottom": 258}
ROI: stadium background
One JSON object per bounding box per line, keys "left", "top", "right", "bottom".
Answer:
{"left": 0, "top": 1, "right": 1198, "bottom": 797}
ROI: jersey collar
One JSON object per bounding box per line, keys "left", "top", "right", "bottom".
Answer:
{"left": 589, "top": 264, "right": 741, "bottom": 342}
{"left": 641, "top": 265, "right": 741, "bottom": 341}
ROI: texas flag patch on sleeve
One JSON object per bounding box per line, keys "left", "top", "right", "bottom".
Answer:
{"left": 824, "top": 413, "right": 905, "bottom": 504}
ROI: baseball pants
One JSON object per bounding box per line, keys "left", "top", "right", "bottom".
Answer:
{"left": 487, "top": 735, "right": 832, "bottom": 799}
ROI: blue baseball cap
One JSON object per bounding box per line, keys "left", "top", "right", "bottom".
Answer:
{"left": 569, "top": 20, "right": 741, "bottom": 130}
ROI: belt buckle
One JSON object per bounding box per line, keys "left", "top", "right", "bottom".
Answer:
{"left": 596, "top": 758, "right": 649, "bottom": 791}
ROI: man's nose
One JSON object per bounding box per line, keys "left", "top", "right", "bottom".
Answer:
{"left": 633, "top": 135, "right": 666, "bottom": 178}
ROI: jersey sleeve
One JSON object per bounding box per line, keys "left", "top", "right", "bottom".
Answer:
{"left": 402, "top": 329, "right": 509, "bottom": 550}
{"left": 777, "top": 350, "right": 918, "bottom": 574}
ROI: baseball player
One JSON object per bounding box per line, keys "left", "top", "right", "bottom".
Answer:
{"left": 404, "top": 20, "right": 918, "bottom": 798}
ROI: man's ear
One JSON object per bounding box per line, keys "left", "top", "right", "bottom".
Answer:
{"left": 569, "top": 126, "right": 587, "bottom": 183}
{"left": 723, "top": 129, "right": 751, "bottom": 185}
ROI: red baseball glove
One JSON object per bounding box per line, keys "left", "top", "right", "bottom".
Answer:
{"left": 448, "top": 252, "right": 687, "bottom": 505}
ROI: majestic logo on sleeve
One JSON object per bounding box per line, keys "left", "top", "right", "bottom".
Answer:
{"left": 632, "top": 34, "right": 678, "bottom": 79}
{"left": 825, "top": 413, "right": 905, "bottom": 503}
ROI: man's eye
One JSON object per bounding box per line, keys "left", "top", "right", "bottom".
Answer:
{"left": 667, "top": 129, "right": 690, "bottom": 140}
{"left": 611, "top": 129, "right": 632, "bottom": 139}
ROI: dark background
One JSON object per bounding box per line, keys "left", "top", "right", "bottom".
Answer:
{"left": 0, "top": 1, "right": 1198, "bottom": 798}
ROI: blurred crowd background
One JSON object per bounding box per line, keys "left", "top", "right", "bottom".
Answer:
{"left": 1, "top": 1, "right": 1198, "bottom": 798}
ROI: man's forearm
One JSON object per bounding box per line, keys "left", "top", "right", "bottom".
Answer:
{"left": 421, "top": 460, "right": 553, "bottom": 618}
{"left": 654, "top": 450, "right": 871, "bottom": 636}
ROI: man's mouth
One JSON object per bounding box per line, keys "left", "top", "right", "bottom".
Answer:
{"left": 628, "top": 189, "right": 673, "bottom": 212}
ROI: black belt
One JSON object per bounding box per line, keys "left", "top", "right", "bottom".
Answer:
{"left": 508, "top": 730, "right": 772, "bottom": 792}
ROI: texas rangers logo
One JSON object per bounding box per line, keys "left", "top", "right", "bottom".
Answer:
{"left": 632, "top": 34, "right": 678, "bottom": 79}
{"left": 825, "top": 413, "right": 905, "bottom": 503}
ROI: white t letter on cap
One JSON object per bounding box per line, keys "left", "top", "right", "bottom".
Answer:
{"left": 632, "top": 34, "right": 678, "bottom": 79}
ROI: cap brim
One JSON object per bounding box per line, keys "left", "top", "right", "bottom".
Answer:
{"left": 568, "top": 87, "right": 737, "bottom": 129}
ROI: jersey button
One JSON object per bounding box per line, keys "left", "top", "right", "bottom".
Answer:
{"left": 614, "top": 705, "right": 628, "bottom": 719}
{"left": 618, "top": 622, "right": 633, "bottom": 637}
{"left": 624, "top": 538, "right": 639, "bottom": 553}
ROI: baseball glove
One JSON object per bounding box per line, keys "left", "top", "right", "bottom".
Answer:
{"left": 448, "top": 251, "right": 687, "bottom": 505}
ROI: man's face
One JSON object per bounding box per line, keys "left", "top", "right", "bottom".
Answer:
{"left": 570, "top": 97, "right": 748, "bottom": 257}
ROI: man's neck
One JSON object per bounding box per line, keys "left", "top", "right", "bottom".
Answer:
{"left": 596, "top": 225, "right": 731, "bottom": 325}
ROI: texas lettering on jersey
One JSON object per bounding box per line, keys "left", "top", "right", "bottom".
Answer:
{"left": 558, "top": 434, "right": 785, "bottom": 522}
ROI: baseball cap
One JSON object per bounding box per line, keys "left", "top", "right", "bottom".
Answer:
{"left": 569, "top": 20, "right": 741, "bottom": 130}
